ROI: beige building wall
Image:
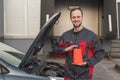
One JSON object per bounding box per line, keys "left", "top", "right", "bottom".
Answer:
{"left": 54, "top": 1, "right": 99, "bottom": 37}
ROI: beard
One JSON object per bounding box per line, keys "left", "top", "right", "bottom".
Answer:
{"left": 73, "top": 22, "right": 82, "bottom": 28}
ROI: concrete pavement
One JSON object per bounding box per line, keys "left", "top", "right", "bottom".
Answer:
{"left": 45, "top": 55, "right": 120, "bottom": 80}
{"left": 93, "top": 58, "right": 120, "bottom": 80}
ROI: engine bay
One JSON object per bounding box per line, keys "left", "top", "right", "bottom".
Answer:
{"left": 21, "top": 57, "right": 64, "bottom": 77}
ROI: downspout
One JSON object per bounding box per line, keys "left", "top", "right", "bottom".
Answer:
{"left": 98, "top": 0, "right": 100, "bottom": 37}
{"left": 116, "top": 0, "right": 120, "bottom": 39}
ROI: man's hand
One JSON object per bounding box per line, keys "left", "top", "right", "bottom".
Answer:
{"left": 65, "top": 45, "right": 78, "bottom": 52}
{"left": 72, "top": 62, "right": 87, "bottom": 66}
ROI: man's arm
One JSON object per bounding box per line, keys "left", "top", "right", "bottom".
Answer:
{"left": 53, "top": 36, "right": 66, "bottom": 54}
{"left": 85, "top": 36, "right": 105, "bottom": 66}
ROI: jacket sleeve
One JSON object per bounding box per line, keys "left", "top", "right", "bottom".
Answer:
{"left": 53, "top": 34, "right": 66, "bottom": 54}
{"left": 86, "top": 35, "right": 105, "bottom": 66}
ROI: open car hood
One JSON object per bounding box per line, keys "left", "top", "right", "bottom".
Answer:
{"left": 19, "top": 12, "right": 61, "bottom": 68}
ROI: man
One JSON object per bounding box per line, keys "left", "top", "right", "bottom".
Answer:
{"left": 53, "top": 8, "right": 105, "bottom": 80}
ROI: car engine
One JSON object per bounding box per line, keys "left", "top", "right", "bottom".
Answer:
{"left": 21, "top": 57, "right": 64, "bottom": 77}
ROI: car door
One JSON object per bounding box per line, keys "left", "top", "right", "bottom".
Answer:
{"left": 0, "top": 65, "right": 4, "bottom": 80}
{"left": 0, "top": 63, "right": 48, "bottom": 80}
{"left": 4, "top": 75, "right": 48, "bottom": 80}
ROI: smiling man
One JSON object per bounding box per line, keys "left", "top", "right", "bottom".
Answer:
{"left": 53, "top": 7, "right": 105, "bottom": 80}
{"left": 70, "top": 8, "right": 83, "bottom": 32}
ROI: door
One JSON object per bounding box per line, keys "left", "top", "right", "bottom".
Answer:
{"left": 104, "top": 0, "right": 117, "bottom": 39}
{"left": 40, "top": 0, "right": 55, "bottom": 55}
{"left": 41, "top": 0, "right": 54, "bottom": 27}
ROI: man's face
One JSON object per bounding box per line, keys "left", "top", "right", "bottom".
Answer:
{"left": 70, "top": 10, "right": 83, "bottom": 28}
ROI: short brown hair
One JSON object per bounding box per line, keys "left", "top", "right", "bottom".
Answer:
{"left": 70, "top": 7, "right": 83, "bottom": 17}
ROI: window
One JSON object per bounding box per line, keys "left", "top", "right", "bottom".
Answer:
{"left": 0, "top": 64, "right": 9, "bottom": 74}
{"left": 4, "top": 0, "right": 41, "bottom": 39}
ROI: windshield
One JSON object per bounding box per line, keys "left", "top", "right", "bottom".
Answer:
{"left": 4, "top": 51, "right": 24, "bottom": 60}
{"left": 0, "top": 42, "right": 25, "bottom": 67}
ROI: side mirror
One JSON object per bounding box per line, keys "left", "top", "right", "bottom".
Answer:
{"left": 0, "top": 64, "right": 9, "bottom": 74}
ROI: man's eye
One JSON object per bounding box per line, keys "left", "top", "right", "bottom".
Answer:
{"left": 72, "top": 16, "right": 81, "bottom": 19}
{"left": 77, "top": 16, "right": 81, "bottom": 18}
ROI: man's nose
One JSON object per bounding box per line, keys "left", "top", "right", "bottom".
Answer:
{"left": 74, "top": 17, "right": 79, "bottom": 21}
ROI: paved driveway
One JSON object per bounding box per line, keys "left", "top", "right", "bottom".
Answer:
{"left": 93, "top": 59, "right": 120, "bottom": 80}
{"left": 41, "top": 55, "right": 120, "bottom": 80}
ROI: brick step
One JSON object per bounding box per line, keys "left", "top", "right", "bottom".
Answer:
{"left": 111, "top": 49, "right": 120, "bottom": 52}
{"left": 106, "top": 52, "right": 120, "bottom": 60}
{"left": 111, "top": 45, "right": 120, "bottom": 47}
{"left": 110, "top": 40, "right": 120, "bottom": 59}
{"left": 111, "top": 48, "right": 120, "bottom": 51}
{"left": 112, "top": 40, "right": 120, "bottom": 43}
{"left": 111, "top": 43, "right": 120, "bottom": 47}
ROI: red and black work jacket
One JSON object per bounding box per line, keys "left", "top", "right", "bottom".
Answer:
{"left": 53, "top": 27, "right": 105, "bottom": 80}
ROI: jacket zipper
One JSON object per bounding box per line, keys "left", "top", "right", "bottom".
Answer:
{"left": 73, "top": 33, "right": 78, "bottom": 80}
